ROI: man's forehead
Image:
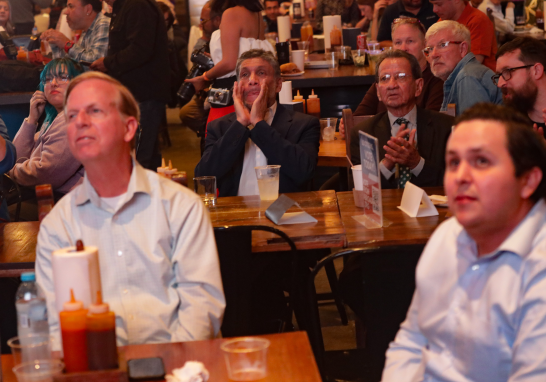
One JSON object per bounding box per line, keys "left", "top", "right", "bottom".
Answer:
{"left": 450, "top": 120, "right": 507, "bottom": 152}
{"left": 498, "top": 50, "right": 525, "bottom": 69}
{"left": 68, "top": 79, "right": 117, "bottom": 105}
{"left": 378, "top": 58, "right": 411, "bottom": 73}
{"left": 240, "top": 58, "right": 273, "bottom": 70}
{"left": 426, "top": 30, "right": 452, "bottom": 44}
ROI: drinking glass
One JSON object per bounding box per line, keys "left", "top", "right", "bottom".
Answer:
{"left": 12, "top": 360, "right": 64, "bottom": 382}
{"left": 8, "top": 335, "right": 51, "bottom": 366}
{"left": 296, "top": 41, "right": 309, "bottom": 60}
{"left": 254, "top": 165, "right": 281, "bottom": 201}
{"left": 193, "top": 176, "right": 217, "bottom": 206}
{"left": 221, "top": 337, "right": 270, "bottom": 381}
{"left": 325, "top": 52, "right": 339, "bottom": 71}
{"left": 320, "top": 118, "right": 338, "bottom": 141}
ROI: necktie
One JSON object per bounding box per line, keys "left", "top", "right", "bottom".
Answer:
{"left": 394, "top": 118, "right": 410, "bottom": 189}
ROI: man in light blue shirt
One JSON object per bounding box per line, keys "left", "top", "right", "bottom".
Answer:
{"left": 424, "top": 20, "right": 502, "bottom": 115}
{"left": 382, "top": 103, "right": 546, "bottom": 382}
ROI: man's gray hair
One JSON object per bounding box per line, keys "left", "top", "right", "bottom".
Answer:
{"left": 375, "top": 49, "right": 422, "bottom": 82}
{"left": 236, "top": 49, "right": 281, "bottom": 80}
{"left": 425, "top": 20, "right": 471, "bottom": 49}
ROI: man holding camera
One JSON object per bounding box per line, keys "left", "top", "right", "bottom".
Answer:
{"left": 195, "top": 49, "right": 320, "bottom": 197}
{"left": 90, "top": 0, "right": 169, "bottom": 171}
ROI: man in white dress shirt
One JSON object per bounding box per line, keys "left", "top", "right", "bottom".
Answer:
{"left": 382, "top": 102, "right": 546, "bottom": 382}
{"left": 36, "top": 72, "right": 225, "bottom": 349}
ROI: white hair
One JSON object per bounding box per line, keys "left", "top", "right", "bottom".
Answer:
{"left": 425, "top": 20, "right": 471, "bottom": 50}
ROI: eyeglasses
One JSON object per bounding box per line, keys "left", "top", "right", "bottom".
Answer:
{"left": 422, "top": 41, "right": 463, "bottom": 57}
{"left": 378, "top": 72, "right": 410, "bottom": 84}
{"left": 42, "top": 74, "right": 70, "bottom": 85}
{"left": 491, "top": 65, "right": 534, "bottom": 85}
{"left": 391, "top": 17, "right": 426, "bottom": 35}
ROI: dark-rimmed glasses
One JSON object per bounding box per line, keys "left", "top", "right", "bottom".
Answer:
{"left": 491, "top": 65, "right": 534, "bottom": 85}
{"left": 422, "top": 41, "right": 463, "bottom": 57}
{"left": 391, "top": 17, "right": 426, "bottom": 35}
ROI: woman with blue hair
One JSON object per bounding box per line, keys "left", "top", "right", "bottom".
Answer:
{"left": 9, "top": 58, "right": 85, "bottom": 197}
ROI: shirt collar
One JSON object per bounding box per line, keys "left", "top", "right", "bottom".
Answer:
{"left": 75, "top": 155, "right": 152, "bottom": 211}
{"left": 456, "top": 199, "right": 546, "bottom": 261}
{"left": 445, "top": 53, "right": 476, "bottom": 86}
{"left": 387, "top": 105, "right": 417, "bottom": 130}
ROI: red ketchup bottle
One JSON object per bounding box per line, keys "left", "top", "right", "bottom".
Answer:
{"left": 86, "top": 291, "right": 118, "bottom": 370}
{"left": 60, "top": 289, "right": 89, "bottom": 373}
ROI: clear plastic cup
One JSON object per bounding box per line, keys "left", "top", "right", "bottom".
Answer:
{"left": 221, "top": 337, "right": 270, "bottom": 381}
{"left": 296, "top": 41, "right": 309, "bottom": 60}
{"left": 193, "top": 176, "right": 217, "bottom": 206}
{"left": 325, "top": 52, "right": 339, "bottom": 70}
{"left": 8, "top": 335, "right": 51, "bottom": 366}
{"left": 12, "top": 360, "right": 64, "bottom": 382}
{"left": 320, "top": 118, "right": 338, "bottom": 141}
{"left": 352, "top": 49, "right": 367, "bottom": 67}
{"left": 254, "top": 165, "right": 281, "bottom": 201}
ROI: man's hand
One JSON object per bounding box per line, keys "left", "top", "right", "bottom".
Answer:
{"left": 249, "top": 80, "right": 268, "bottom": 127}
{"left": 374, "top": 0, "right": 389, "bottom": 16}
{"left": 506, "top": 2, "right": 515, "bottom": 8}
{"left": 383, "top": 126, "right": 421, "bottom": 169}
{"left": 28, "top": 91, "right": 47, "bottom": 125}
{"left": 90, "top": 57, "right": 108, "bottom": 72}
{"left": 40, "top": 29, "right": 70, "bottom": 49}
{"left": 184, "top": 75, "right": 210, "bottom": 93}
{"left": 339, "top": 118, "right": 346, "bottom": 139}
{"left": 233, "top": 81, "right": 250, "bottom": 127}
{"left": 533, "top": 123, "right": 545, "bottom": 139}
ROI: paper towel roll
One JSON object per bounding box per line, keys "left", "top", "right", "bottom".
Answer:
{"left": 52, "top": 245, "right": 102, "bottom": 314}
{"left": 323, "top": 15, "right": 342, "bottom": 51}
{"left": 277, "top": 15, "right": 291, "bottom": 43}
{"left": 279, "top": 81, "right": 292, "bottom": 104}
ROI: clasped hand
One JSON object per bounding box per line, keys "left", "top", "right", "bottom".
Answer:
{"left": 28, "top": 91, "right": 47, "bottom": 125}
{"left": 233, "top": 80, "right": 268, "bottom": 128}
{"left": 382, "top": 126, "right": 421, "bottom": 170}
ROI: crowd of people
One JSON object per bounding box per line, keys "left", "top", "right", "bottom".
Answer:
{"left": 0, "top": 0, "right": 546, "bottom": 380}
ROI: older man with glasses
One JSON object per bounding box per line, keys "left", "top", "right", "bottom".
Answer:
{"left": 425, "top": 20, "right": 502, "bottom": 115}
{"left": 495, "top": 37, "right": 546, "bottom": 137}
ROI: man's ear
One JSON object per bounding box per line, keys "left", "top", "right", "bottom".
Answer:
{"left": 275, "top": 76, "right": 283, "bottom": 93}
{"left": 532, "top": 63, "right": 545, "bottom": 80}
{"left": 414, "top": 77, "right": 424, "bottom": 98}
{"left": 84, "top": 3, "right": 93, "bottom": 15}
{"left": 377, "top": 82, "right": 382, "bottom": 101}
{"left": 520, "top": 166, "right": 543, "bottom": 200}
{"left": 124, "top": 116, "right": 139, "bottom": 144}
{"left": 460, "top": 41, "right": 469, "bottom": 58}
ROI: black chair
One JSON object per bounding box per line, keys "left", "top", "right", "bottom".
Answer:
{"left": 213, "top": 225, "right": 300, "bottom": 337}
{"left": 305, "top": 245, "right": 424, "bottom": 382}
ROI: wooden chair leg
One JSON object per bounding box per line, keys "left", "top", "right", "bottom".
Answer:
{"left": 324, "top": 262, "right": 349, "bottom": 325}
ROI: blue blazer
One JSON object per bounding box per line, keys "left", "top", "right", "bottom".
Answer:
{"left": 195, "top": 104, "right": 320, "bottom": 197}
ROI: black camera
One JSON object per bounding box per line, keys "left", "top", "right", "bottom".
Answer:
{"left": 0, "top": 29, "right": 18, "bottom": 60}
{"left": 177, "top": 45, "right": 214, "bottom": 106}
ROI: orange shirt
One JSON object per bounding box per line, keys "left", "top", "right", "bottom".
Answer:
{"left": 455, "top": 2, "right": 497, "bottom": 71}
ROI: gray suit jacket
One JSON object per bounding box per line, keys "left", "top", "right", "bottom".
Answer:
{"left": 350, "top": 107, "right": 454, "bottom": 189}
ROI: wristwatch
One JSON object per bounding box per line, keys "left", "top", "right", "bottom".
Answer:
{"left": 64, "top": 41, "right": 74, "bottom": 53}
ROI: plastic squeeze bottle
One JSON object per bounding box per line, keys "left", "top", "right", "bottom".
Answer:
{"left": 86, "top": 291, "right": 118, "bottom": 370}
{"left": 293, "top": 90, "right": 306, "bottom": 113}
{"left": 306, "top": 89, "right": 321, "bottom": 119}
{"left": 60, "top": 289, "right": 89, "bottom": 373}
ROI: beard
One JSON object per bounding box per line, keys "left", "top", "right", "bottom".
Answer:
{"left": 502, "top": 81, "right": 538, "bottom": 114}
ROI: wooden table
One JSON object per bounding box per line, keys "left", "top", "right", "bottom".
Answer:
{"left": 0, "top": 221, "right": 39, "bottom": 277}
{"left": 317, "top": 132, "right": 349, "bottom": 167}
{"left": 337, "top": 187, "right": 450, "bottom": 248}
{"left": 209, "top": 190, "right": 345, "bottom": 252}
{"left": 1, "top": 331, "right": 322, "bottom": 382}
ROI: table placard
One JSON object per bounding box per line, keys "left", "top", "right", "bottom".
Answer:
{"left": 397, "top": 182, "right": 438, "bottom": 218}
{"left": 355, "top": 131, "right": 383, "bottom": 229}
{"left": 265, "top": 194, "right": 318, "bottom": 225}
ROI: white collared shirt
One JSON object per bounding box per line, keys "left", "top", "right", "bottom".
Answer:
{"left": 237, "top": 102, "right": 278, "bottom": 196}
{"left": 379, "top": 105, "right": 425, "bottom": 180}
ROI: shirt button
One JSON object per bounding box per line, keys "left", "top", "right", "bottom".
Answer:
{"left": 117, "top": 250, "right": 123, "bottom": 256}
{"left": 472, "top": 265, "right": 480, "bottom": 271}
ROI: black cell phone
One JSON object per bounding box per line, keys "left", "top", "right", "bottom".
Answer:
{"left": 127, "top": 357, "right": 165, "bottom": 381}
{"left": 80, "top": 61, "right": 93, "bottom": 66}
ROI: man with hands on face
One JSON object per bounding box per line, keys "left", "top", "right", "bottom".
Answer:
{"left": 350, "top": 49, "right": 453, "bottom": 189}
{"left": 40, "top": 0, "right": 109, "bottom": 66}
{"left": 195, "top": 49, "right": 320, "bottom": 197}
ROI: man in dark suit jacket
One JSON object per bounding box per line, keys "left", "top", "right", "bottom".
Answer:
{"left": 341, "top": 49, "right": 454, "bottom": 380}
{"left": 350, "top": 50, "right": 454, "bottom": 189}
{"left": 195, "top": 49, "right": 320, "bottom": 197}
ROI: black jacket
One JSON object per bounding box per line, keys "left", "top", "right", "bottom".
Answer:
{"left": 104, "top": 0, "right": 170, "bottom": 103}
{"left": 350, "top": 107, "right": 454, "bottom": 189}
{"left": 195, "top": 104, "right": 321, "bottom": 197}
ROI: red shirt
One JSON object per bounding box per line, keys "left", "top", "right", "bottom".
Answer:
{"left": 441, "top": 2, "right": 497, "bottom": 71}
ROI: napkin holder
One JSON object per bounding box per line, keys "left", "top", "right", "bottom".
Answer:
{"left": 265, "top": 194, "right": 317, "bottom": 225}
{"left": 53, "top": 352, "right": 128, "bottom": 382}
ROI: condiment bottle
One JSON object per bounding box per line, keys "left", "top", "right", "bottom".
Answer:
{"left": 60, "top": 289, "right": 89, "bottom": 373}
{"left": 164, "top": 160, "right": 177, "bottom": 180}
{"left": 330, "top": 25, "right": 342, "bottom": 50}
{"left": 293, "top": 90, "right": 306, "bottom": 113}
{"left": 86, "top": 291, "right": 118, "bottom": 371}
{"left": 306, "top": 89, "right": 320, "bottom": 119}
{"left": 157, "top": 158, "right": 168, "bottom": 178}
